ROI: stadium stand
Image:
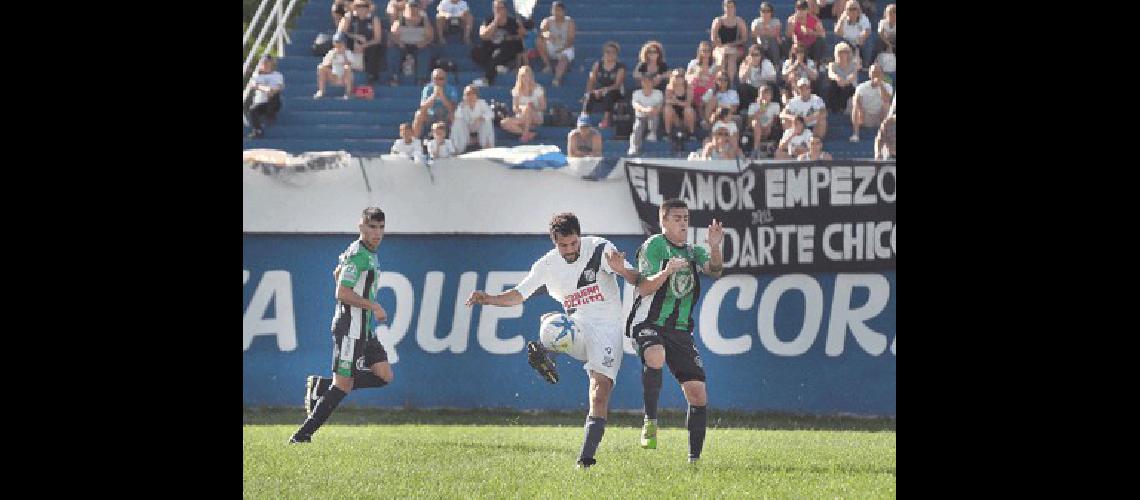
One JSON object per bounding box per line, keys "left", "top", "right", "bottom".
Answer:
{"left": 243, "top": 0, "right": 893, "bottom": 159}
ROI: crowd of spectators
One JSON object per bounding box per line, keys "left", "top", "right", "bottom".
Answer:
{"left": 249, "top": 0, "right": 895, "bottom": 162}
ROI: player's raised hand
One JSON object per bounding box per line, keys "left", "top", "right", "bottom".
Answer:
{"left": 706, "top": 219, "right": 724, "bottom": 248}
{"left": 465, "top": 290, "right": 487, "bottom": 306}
{"left": 605, "top": 249, "right": 626, "bottom": 271}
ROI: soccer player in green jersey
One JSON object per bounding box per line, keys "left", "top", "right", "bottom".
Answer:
{"left": 289, "top": 207, "right": 393, "bottom": 444}
{"left": 625, "top": 198, "right": 724, "bottom": 463}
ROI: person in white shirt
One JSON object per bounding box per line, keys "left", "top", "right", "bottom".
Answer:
{"left": 747, "top": 84, "right": 781, "bottom": 143}
{"left": 424, "top": 121, "right": 456, "bottom": 159}
{"left": 709, "top": 108, "right": 739, "bottom": 147}
{"left": 833, "top": 0, "right": 872, "bottom": 66}
{"left": 466, "top": 213, "right": 641, "bottom": 469}
{"left": 736, "top": 44, "right": 777, "bottom": 112}
{"left": 780, "top": 42, "right": 818, "bottom": 104}
{"left": 390, "top": 122, "right": 426, "bottom": 162}
{"left": 314, "top": 33, "right": 355, "bottom": 99}
{"left": 450, "top": 84, "right": 495, "bottom": 153}
{"left": 246, "top": 55, "right": 284, "bottom": 139}
{"left": 850, "top": 63, "right": 893, "bottom": 142}
{"left": 750, "top": 2, "right": 783, "bottom": 69}
{"left": 874, "top": 4, "right": 896, "bottom": 71}
{"left": 702, "top": 70, "right": 740, "bottom": 129}
{"left": 775, "top": 115, "right": 812, "bottom": 159}
{"left": 500, "top": 66, "right": 546, "bottom": 143}
{"left": 629, "top": 74, "right": 664, "bottom": 155}
{"left": 435, "top": 0, "right": 473, "bottom": 44}
{"left": 797, "top": 136, "right": 833, "bottom": 160}
{"left": 779, "top": 77, "right": 827, "bottom": 138}
{"left": 537, "top": 1, "right": 576, "bottom": 87}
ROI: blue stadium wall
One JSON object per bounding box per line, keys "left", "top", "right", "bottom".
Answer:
{"left": 243, "top": 233, "right": 895, "bottom": 416}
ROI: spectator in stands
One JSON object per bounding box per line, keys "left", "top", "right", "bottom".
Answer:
{"left": 332, "top": 0, "right": 351, "bottom": 29}
{"left": 451, "top": 84, "right": 496, "bottom": 152}
{"left": 780, "top": 77, "right": 827, "bottom": 138}
{"left": 585, "top": 41, "right": 627, "bottom": 129}
{"left": 875, "top": 98, "right": 895, "bottom": 159}
{"left": 709, "top": 108, "right": 740, "bottom": 147}
{"left": 473, "top": 0, "right": 527, "bottom": 86}
{"left": 387, "top": 0, "right": 435, "bottom": 86}
{"left": 537, "top": 1, "right": 576, "bottom": 87}
{"left": 703, "top": 70, "right": 740, "bottom": 129}
{"left": 391, "top": 122, "right": 427, "bottom": 162}
{"left": 435, "top": 0, "right": 472, "bottom": 44}
{"left": 747, "top": 84, "right": 781, "bottom": 144}
{"left": 750, "top": 3, "right": 783, "bottom": 78}
{"left": 833, "top": 0, "right": 872, "bottom": 66}
{"left": 386, "top": 0, "right": 407, "bottom": 20}
{"left": 874, "top": 4, "right": 895, "bottom": 67}
{"left": 425, "top": 121, "right": 457, "bottom": 159}
{"left": 780, "top": 42, "right": 819, "bottom": 104}
{"left": 500, "top": 66, "right": 546, "bottom": 143}
{"left": 246, "top": 55, "right": 284, "bottom": 139}
{"left": 786, "top": 0, "right": 826, "bottom": 65}
{"left": 628, "top": 73, "right": 664, "bottom": 155}
{"left": 826, "top": 42, "right": 860, "bottom": 112}
{"left": 567, "top": 114, "right": 603, "bottom": 158}
{"left": 663, "top": 69, "right": 696, "bottom": 139}
{"left": 711, "top": 0, "right": 748, "bottom": 85}
{"left": 413, "top": 68, "right": 459, "bottom": 138}
{"left": 775, "top": 116, "right": 812, "bottom": 159}
{"left": 686, "top": 41, "right": 720, "bottom": 127}
{"left": 340, "top": 0, "right": 385, "bottom": 84}
{"left": 315, "top": 33, "right": 356, "bottom": 99}
{"left": 850, "top": 63, "right": 892, "bottom": 142}
{"left": 797, "top": 136, "right": 833, "bottom": 160}
{"left": 815, "top": 0, "right": 840, "bottom": 20}
{"left": 737, "top": 43, "right": 778, "bottom": 111}
{"left": 700, "top": 126, "right": 744, "bottom": 160}
{"left": 633, "top": 41, "right": 670, "bottom": 92}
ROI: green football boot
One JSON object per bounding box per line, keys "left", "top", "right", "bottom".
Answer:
{"left": 640, "top": 419, "right": 658, "bottom": 449}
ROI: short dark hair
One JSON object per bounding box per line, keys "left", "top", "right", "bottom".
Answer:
{"left": 362, "top": 207, "right": 386, "bottom": 222}
{"left": 549, "top": 212, "right": 581, "bottom": 238}
{"left": 659, "top": 198, "right": 688, "bottom": 216}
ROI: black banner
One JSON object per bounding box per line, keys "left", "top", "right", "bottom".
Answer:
{"left": 624, "top": 159, "right": 895, "bottom": 274}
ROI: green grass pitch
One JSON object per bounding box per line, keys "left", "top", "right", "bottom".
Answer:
{"left": 244, "top": 408, "right": 896, "bottom": 498}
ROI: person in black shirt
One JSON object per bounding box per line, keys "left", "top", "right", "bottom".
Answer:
{"left": 472, "top": 0, "right": 526, "bottom": 86}
{"left": 585, "top": 41, "right": 626, "bottom": 129}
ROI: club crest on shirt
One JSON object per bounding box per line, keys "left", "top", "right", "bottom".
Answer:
{"left": 670, "top": 268, "right": 694, "bottom": 296}
{"left": 582, "top": 269, "right": 596, "bottom": 282}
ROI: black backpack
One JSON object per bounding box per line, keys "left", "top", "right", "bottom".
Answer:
{"left": 312, "top": 32, "right": 333, "bottom": 56}
{"left": 490, "top": 99, "right": 510, "bottom": 127}
{"left": 611, "top": 98, "right": 634, "bottom": 140}
{"left": 547, "top": 103, "right": 574, "bottom": 127}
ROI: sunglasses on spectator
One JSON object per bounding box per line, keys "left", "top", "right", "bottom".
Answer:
{"left": 847, "top": 6, "right": 859, "bottom": 11}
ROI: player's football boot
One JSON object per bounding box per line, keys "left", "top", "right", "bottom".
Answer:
{"left": 526, "top": 341, "right": 559, "bottom": 384}
{"left": 288, "top": 433, "right": 311, "bottom": 444}
{"left": 304, "top": 376, "right": 318, "bottom": 417}
{"left": 575, "top": 458, "right": 596, "bottom": 469}
{"left": 640, "top": 419, "right": 658, "bottom": 449}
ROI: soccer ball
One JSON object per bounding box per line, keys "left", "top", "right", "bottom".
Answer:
{"left": 539, "top": 313, "right": 579, "bottom": 354}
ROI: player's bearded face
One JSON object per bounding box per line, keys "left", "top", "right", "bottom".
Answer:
{"left": 553, "top": 233, "right": 581, "bottom": 263}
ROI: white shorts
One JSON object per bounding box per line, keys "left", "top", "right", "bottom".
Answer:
{"left": 568, "top": 316, "right": 623, "bottom": 384}
{"left": 544, "top": 42, "right": 574, "bottom": 62}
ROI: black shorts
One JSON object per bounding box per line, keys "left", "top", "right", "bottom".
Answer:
{"left": 630, "top": 322, "right": 706, "bottom": 383}
{"left": 331, "top": 335, "right": 388, "bottom": 377}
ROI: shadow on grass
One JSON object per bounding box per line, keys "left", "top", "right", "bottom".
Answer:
{"left": 245, "top": 407, "right": 895, "bottom": 432}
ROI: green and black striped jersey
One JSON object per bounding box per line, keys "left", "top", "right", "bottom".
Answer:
{"left": 330, "top": 239, "right": 379, "bottom": 340}
{"left": 628, "top": 234, "right": 710, "bottom": 332}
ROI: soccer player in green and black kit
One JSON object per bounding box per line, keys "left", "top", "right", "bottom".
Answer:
{"left": 625, "top": 198, "right": 723, "bottom": 463}
{"left": 289, "top": 207, "right": 393, "bottom": 444}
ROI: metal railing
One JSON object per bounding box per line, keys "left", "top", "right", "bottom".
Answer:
{"left": 243, "top": 0, "right": 298, "bottom": 106}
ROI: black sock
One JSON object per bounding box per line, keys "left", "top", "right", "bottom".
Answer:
{"left": 578, "top": 416, "right": 607, "bottom": 462}
{"left": 314, "top": 377, "right": 333, "bottom": 398}
{"left": 295, "top": 386, "right": 347, "bottom": 438}
{"left": 352, "top": 372, "right": 389, "bottom": 389}
{"left": 642, "top": 366, "right": 662, "bottom": 420}
{"left": 686, "top": 405, "right": 707, "bottom": 459}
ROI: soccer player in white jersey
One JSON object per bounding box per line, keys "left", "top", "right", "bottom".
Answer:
{"left": 465, "top": 212, "right": 640, "bottom": 469}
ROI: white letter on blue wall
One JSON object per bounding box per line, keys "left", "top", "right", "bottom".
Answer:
{"left": 243, "top": 270, "right": 297, "bottom": 352}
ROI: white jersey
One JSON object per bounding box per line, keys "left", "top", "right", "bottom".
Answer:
{"left": 513, "top": 236, "right": 627, "bottom": 324}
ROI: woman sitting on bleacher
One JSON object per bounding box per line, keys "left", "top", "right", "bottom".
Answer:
{"left": 736, "top": 43, "right": 778, "bottom": 112}
{"left": 746, "top": 84, "right": 781, "bottom": 145}
{"left": 826, "top": 42, "right": 860, "bottom": 112}
{"left": 633, "top": 41, "right": 670, "bottom": 92}
{"left": 699, "top": 125, "right": 744, "bottom": 160}
{"left": 710, "top": 0, "right": 748, "bottom": 85}
{"left": 500, "top": 66, "right": 546, "bottom": 143}
{"left": 663, "top": 69, "right": 696, "bottom": 139}
{"left": 387, "top": 0, "right": 435, "bottom": 86}
{"left": 703, "top": 70, "right": 740, "bottom": 132}
{"left": 774, "top": 115, "right": 812, "bottom": 159}
{"left": 685, "top": 41, "right": 720, "bottom": 127}
{"left": 585, "top": 41, "right": 627, "bottom": 129}
{"left": 750, "top": 2, "right": 783, "bottom": 67}
{"left": 780, "top": 42, "right": 819, "bottom": 104}
{"left": 451, "top": 84, "right": 496, "bottom": 153}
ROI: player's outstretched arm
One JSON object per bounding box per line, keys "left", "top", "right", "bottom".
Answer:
{"left": 605, "top": 249, "right": 641, "bottom": 285}
{"left": 466, "top": 289, "right": 525, "bottom": 307}
{"left": 703, "top": 218, "right": 724, "bottom": 278}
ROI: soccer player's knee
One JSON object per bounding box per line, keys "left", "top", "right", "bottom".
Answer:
{"left": 644, "top": 346, "right": 665, "bottom": 369}
{"left": 333, "top": 377, "right": 354, "bottom": 393}
{"left": 683, "top": 382, "right": 707, "bottom": 406}
{"left": 374, "top": 364, "right": 394, "bottom": 383}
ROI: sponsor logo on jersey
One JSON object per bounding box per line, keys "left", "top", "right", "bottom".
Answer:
{"left": 637, "top": 327, "right": 658, "bottom": 338}
{"left": 604, "top": 346, "right": 613, "bottom": 355}
{"left": 693, "top": 354, "right": 703, "bottom": 368}
{"left": 602, "top": 355, "right": 614, "bottom": 367}
{"left": 562, "top": 284, "right": 605, "bottom": 310}
{"left": 356, "top": 356, "right": 368, "bottom": 371}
